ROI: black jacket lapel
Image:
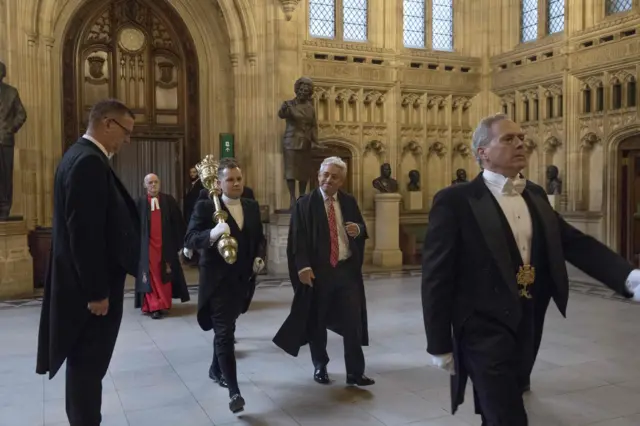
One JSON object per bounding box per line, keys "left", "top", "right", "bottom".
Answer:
{"left": 467, "top": 175, "right": 519, "bottom": 298}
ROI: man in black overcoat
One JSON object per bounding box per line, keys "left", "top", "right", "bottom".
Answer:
{"left": 36, "top": 99, "right": 140, "bottom": 426}
{"left": 134, "top": 173, "right": 190, "bottom": 318}
{"left": 184, "top": 166, "right": 204, "bottom": 224}
{"left": 421, "top": 114, "right": 640, "bottom": 425}
{"left": 273, "top": 156, "right": 374, "bottom": 387}
{"left": 184, "top": 158, "right": 265, "bottom": 414}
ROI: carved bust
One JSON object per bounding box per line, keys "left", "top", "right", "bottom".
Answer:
{"left": 451, "top": 168, "right": 468, "bottom": 185}
{"left": 372, "top": 163, "right": 398, "bottom": 193}
{"left": 546, "top": 165, "right": 562, "bottom": 195}
{"left": 407, "top": 170, "right": 421, "bottom": 192}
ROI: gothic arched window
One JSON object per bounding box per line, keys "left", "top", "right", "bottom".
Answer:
{"left": 403, "top": 0, "right": 454, "bottom": 51}
{"left": 521, "top": 0, "right": 538, "bottom": 42}
{"left": 547, "top": 0, "right": 565, "bottom": 34}
{"left": 606, "top": 0, "right": 632, "bottom": 16}
{"left": 309, "top": 0, "right": 368, "bottom": 42}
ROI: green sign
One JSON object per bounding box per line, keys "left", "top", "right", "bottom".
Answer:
{"left": 220, "top": 133, "right": 235, "bottom": 158}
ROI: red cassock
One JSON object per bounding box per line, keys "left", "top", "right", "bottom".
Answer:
{"left": 142, "top": 196, "right": 173, "bottom": 313}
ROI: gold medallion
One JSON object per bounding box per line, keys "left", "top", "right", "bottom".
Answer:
{"left": 516, "top": 265, "right": 535, "bottom": 299}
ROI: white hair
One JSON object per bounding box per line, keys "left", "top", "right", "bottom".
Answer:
{"left": 471, "top": 113, "right": 509, "bottom": 165}
{"left": 319, "top": 156, "right": 347, "bottom": 176}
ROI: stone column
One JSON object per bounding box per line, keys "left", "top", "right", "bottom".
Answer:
{"left": 0, "top": 221, "right": 33, "bottom": 300}
{"left": 565, "top": 75, "right": 582, "bottom": 211}
{"left": 372, "top": 193, "right": 402, "bottom": 267}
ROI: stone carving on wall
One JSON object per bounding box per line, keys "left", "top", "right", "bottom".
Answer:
{"left": 543, "top": 136, "right": 562, "bottom": 153}
{"left": 427, "top": 96, "right": 447, "bottom": 110}
{"left": 402, "top": 140, "right": 423, "bottom": 157}
{"left": 303, "top": 61, "right": 392, "bottom": 83}
{"left": 609, "top": 111, "right": 637, "bottom": 132}
{"left": 428, "top": 141, "right": 447, "bottom": 158}
{"left": 572, "top": 37, "right": 640, "bottom": 71}
{"left": 524, "top": 138, "right": 537, "bottom": 154}
{"left": 364, "top": 140, "right": 386, "bottom": 158}
{"left": 401, "top": 68, "right": 481, "bottom": 91}
{"left": 492, "top": 56, "right": 566, "bottom": 90}
{"left": 453, "top": 142, "right": 471, "bottom": 158}
{"left": 279, "top": 0, "right": 300, "bottom": 21}
{"left": 580, "top": 132, "right": 600, "bottom": 150}
{"left": 401, "top": 93, "right": 424, "bottom": 108}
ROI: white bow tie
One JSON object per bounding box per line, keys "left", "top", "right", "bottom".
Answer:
{"left": 150, "top": 197, "right": 160, "bottom": 211}
{"left": 501, "top": 178, "right": 526, "bottom": 196}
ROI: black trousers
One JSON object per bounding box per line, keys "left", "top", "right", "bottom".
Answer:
{"left": 462, "top": 314, "right": 529, "bottom": 426}
{"left": 65, "top": 298, "right": 123, "bottom": 426}
{"left": 309, "top": 261, "right": 365, "bottom": 376}
{"left": 208, "top": 279, "right": 244, "bottom": 396}
{"left": 0, "top": 144, "right": 14, "bottom": 217}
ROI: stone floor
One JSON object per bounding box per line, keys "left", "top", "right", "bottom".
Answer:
{"left": 1, "top": 275, "right": 640, "bottom": 426}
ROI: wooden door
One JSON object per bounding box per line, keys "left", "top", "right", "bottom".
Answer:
{"left": 308, "top": 144, "right": 353, "bottom": 194}
{"left": 618, "top": 137, "right": 640, "bottom": 264}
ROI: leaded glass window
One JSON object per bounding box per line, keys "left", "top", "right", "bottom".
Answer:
{"left": 432, "top": 0, "right": 453, "bottom": 51}
{"left": 547, "top": 0, "right": 564, "bottom": 34}
{"left": 606, "top": 0, "right": 632, "bottom": 16}
{"left": 521, "top": 0, "right": 538, "bottom": 43}
{"left": 404, "top": 0, "right": 426, "bottom": 48}
{"left": 309, "top": 0, "right": 336, "bottom": 39}
{"left": 343, "top": 0, "right": 368, "bottom": 42}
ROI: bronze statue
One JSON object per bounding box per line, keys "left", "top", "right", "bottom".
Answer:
{"left": 451, "top": 168, "right": 468, "bottom": 185}
{"left": 0, "top": 61, "right": 27, "bottom": 220}
{"left": 407, "top": 170, "right": 421, "bottom": 191}
{"left": 546, "top": 165, "right": 562, "bottom": 195}
{"left": 372, "top": 163, "right": 398, "bottom": 193}
{"left": 278, "top": 76, "right": 319, "bottom": 209}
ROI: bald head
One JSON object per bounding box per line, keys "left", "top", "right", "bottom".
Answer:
{"left": 144, "top": 174, "right": 160, "bottom": 196}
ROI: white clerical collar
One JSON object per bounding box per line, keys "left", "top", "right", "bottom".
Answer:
{"left": 149, "top": 196, "right": 160, "bottom": 211}
{"left": 222, "top": 194, "right": 241, "bottom": 206}
{"left": 83, "top": 134, "right": 113, "bottom": 159}
{"left": 319, "top": 188, "right": 338, "bottom": 202}
{"left": 482, "top": 169, "right": 525, "bottom": 195}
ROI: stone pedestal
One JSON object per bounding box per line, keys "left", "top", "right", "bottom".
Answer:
{"left": 0, "top": 220, "right": 34, "bottom": 300}
{"left": 372, "top": 193, "right": 403, "bottom": 267}
{"left": 548, "top": 194, "right": 559, "bottom": 210}
{"left": 267, "top": 213, "right": 291, "bottom": 276}
{"left": 404, "top": 191, "right": 423, "bottom": 211}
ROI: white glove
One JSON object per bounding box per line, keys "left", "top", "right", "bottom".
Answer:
{"left": 182, "top": 248, "right": 193, "bottom": 259}
{"left": 625, "top": 269, "right": 640, "bottom": 301}
{"left": 431, "top": 353, "right": 455, "bottom": 375}
{"left": 209, "top": 222, "right": 231, "bottom": 244}
{"left": 253, "top": 257, "right": 265, "bottom": 274}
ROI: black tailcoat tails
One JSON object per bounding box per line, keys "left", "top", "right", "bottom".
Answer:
{"left": 421, "top": 173, "right": 634, "bottom": 423}
{"left": 184, "top": 194, "right": 265, "bottom": 331}
{"left": 134, "top": 193, "right": 190, "bottom": 308}
{"left": 273, "top": 189, "right": 369, "bottom": 357}
{"left": 36, "top": 137, "right": 140, "bottom": 425}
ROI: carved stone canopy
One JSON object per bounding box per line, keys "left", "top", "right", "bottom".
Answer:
{"left": 402, "top": 140, "right": 423, "bottom": 156}
{"left": 524, "top": 138, "right": 537, "bottom": 153}
{"left": 581, "top": 132, "right": 600, "bottom": 149}
{"left": 543, "top": 136, "right": 562, "bottom": 153}
{"left": 428, "top": 141, "right": 447, "bottom": 158}
{"left": 453, "top": 142, "right": 471, "bottom": 158}
{"left": 279, "top": 0, "right": 300, "bottom": 21}
{"left": 364, "top": 140, "right": 386, "bottom": 156}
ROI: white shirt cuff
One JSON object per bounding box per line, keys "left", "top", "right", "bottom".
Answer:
{"left": 625, "top": 269, "right": 640, "bottom": 294}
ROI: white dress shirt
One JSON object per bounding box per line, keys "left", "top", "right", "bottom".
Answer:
{"left": 222, "top": 194, "right": 243, "bottom": 230}
{"left": 82, "top": 134, "right": 112, "bottom": 160}
{"left": 482, "top": 169, "right": 532, "bottom": 264}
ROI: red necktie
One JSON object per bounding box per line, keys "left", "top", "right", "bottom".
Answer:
{"left": 327, "top": 197, "right": 339, "bottom": 267}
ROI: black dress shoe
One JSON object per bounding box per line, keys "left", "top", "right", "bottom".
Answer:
{"left": 151, "top": 311, "right": 163, "bottom": 320}
{"left": 208, "top": 369, "right": 228, "bottom": 388}
{"left": 346, "top": 374, "right": 375, "bottom": 386}
{"left": 314, "top": 367, "right": 330, "bottom": 385}
{"left": 229, "top": 393, "right": 245, "bottom": 413}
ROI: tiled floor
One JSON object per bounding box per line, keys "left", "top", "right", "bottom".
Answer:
{"left": 1, "top": 276, "right": 640, "bottom": 426}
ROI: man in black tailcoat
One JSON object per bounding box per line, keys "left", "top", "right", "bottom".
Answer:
{"left": 36, "top": 99, "right": 140, "bottom": 426}
{"left": 273, "top": 156, "right": 374, "bottom": 387}
{"left": 421, "top": 113, "right": 640, "bottom": 425}
{"left": 184, "top": 157, "right": 265, "bottom": 414}
{"left": 134, "top": 173, "right": 190, "bottom": 319}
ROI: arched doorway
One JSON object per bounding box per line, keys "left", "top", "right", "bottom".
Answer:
{"left": 61, "top": 0, "right": 199, "bottom": 201}
{"left": 309, "top": 143, "right": 354, "bottom": 194}
{"left": 618, "top": 136, "right": 640, "bottom": 265}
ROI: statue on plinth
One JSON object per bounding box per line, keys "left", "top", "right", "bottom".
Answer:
{"left": 451, "top": 168, "right": 468, "bottom": 185}
{"left": 278, "top": 76, "right": 319, "bottom": 210}
{"left": 546, "top": 165, "right": 562, "bottom": 195}
{"left": 0, "top": 61, "right": 27, "bottom": 220}
{"left": 372, "top": 163, "right": 399, "bottom": 193}
{"left": 407, "top": 170, "right": 421, "bottom": 191}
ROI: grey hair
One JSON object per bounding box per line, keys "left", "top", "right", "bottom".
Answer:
{"left": 320, "top": 156, "right": 347, "bottom": 176}
{"left": 471, "top": 113, "right": 509, "bottom": 165}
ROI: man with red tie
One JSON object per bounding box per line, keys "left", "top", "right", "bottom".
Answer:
{"left": 274, "top": 156, "right": 374, "bottom": 387}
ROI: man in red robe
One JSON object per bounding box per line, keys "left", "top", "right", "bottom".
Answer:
{"left": 134, "top": 173, "right": 190, "bottom": 319}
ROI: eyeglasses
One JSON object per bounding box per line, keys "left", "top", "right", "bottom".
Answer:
{"left": 108, "top": 118, "right": 131, "bottom": 136}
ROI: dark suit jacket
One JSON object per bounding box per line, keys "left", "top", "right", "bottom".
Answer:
{"left": 422, "top": 173, "right": 634, "bottom": 358}
{"left": 184, "top": 194, "right": 265, "bottom": 330}
{"left": 0, "top": 83, "right": 27, "bottom": 146}
{"left": 36, "top": 138, "right": 140, "bottom": 378}
{"left": 273, "top": 189, "right": 369, "bottom": 356}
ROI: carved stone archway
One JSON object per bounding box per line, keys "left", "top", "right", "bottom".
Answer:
{"left": 61, "top": 0, "right": 199, "bottom": 201}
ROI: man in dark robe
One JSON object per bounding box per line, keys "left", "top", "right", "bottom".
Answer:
{"left": 36, "top": 99, "right": 140, "bottom": 426}
{"left": 134, "top": 173, "right": 190, "bottom": 319}
{"left": 421, "top": 114, "right": 640, "bottom": 425}
{"left": 273, "top": 156, "right": 374, "bottom": 387}
{"left": 184, "top": 166, "right": 204, "bottom": 224}
{"left": 184, "top": 158, "right": 265, "bottom": 414}
{"left": 241, "top": 185, "right": 255, "bottom": 200}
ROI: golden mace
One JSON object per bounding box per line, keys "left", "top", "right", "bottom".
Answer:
{"left": 195, "top": 154, "right": 238, "bottom": 264}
